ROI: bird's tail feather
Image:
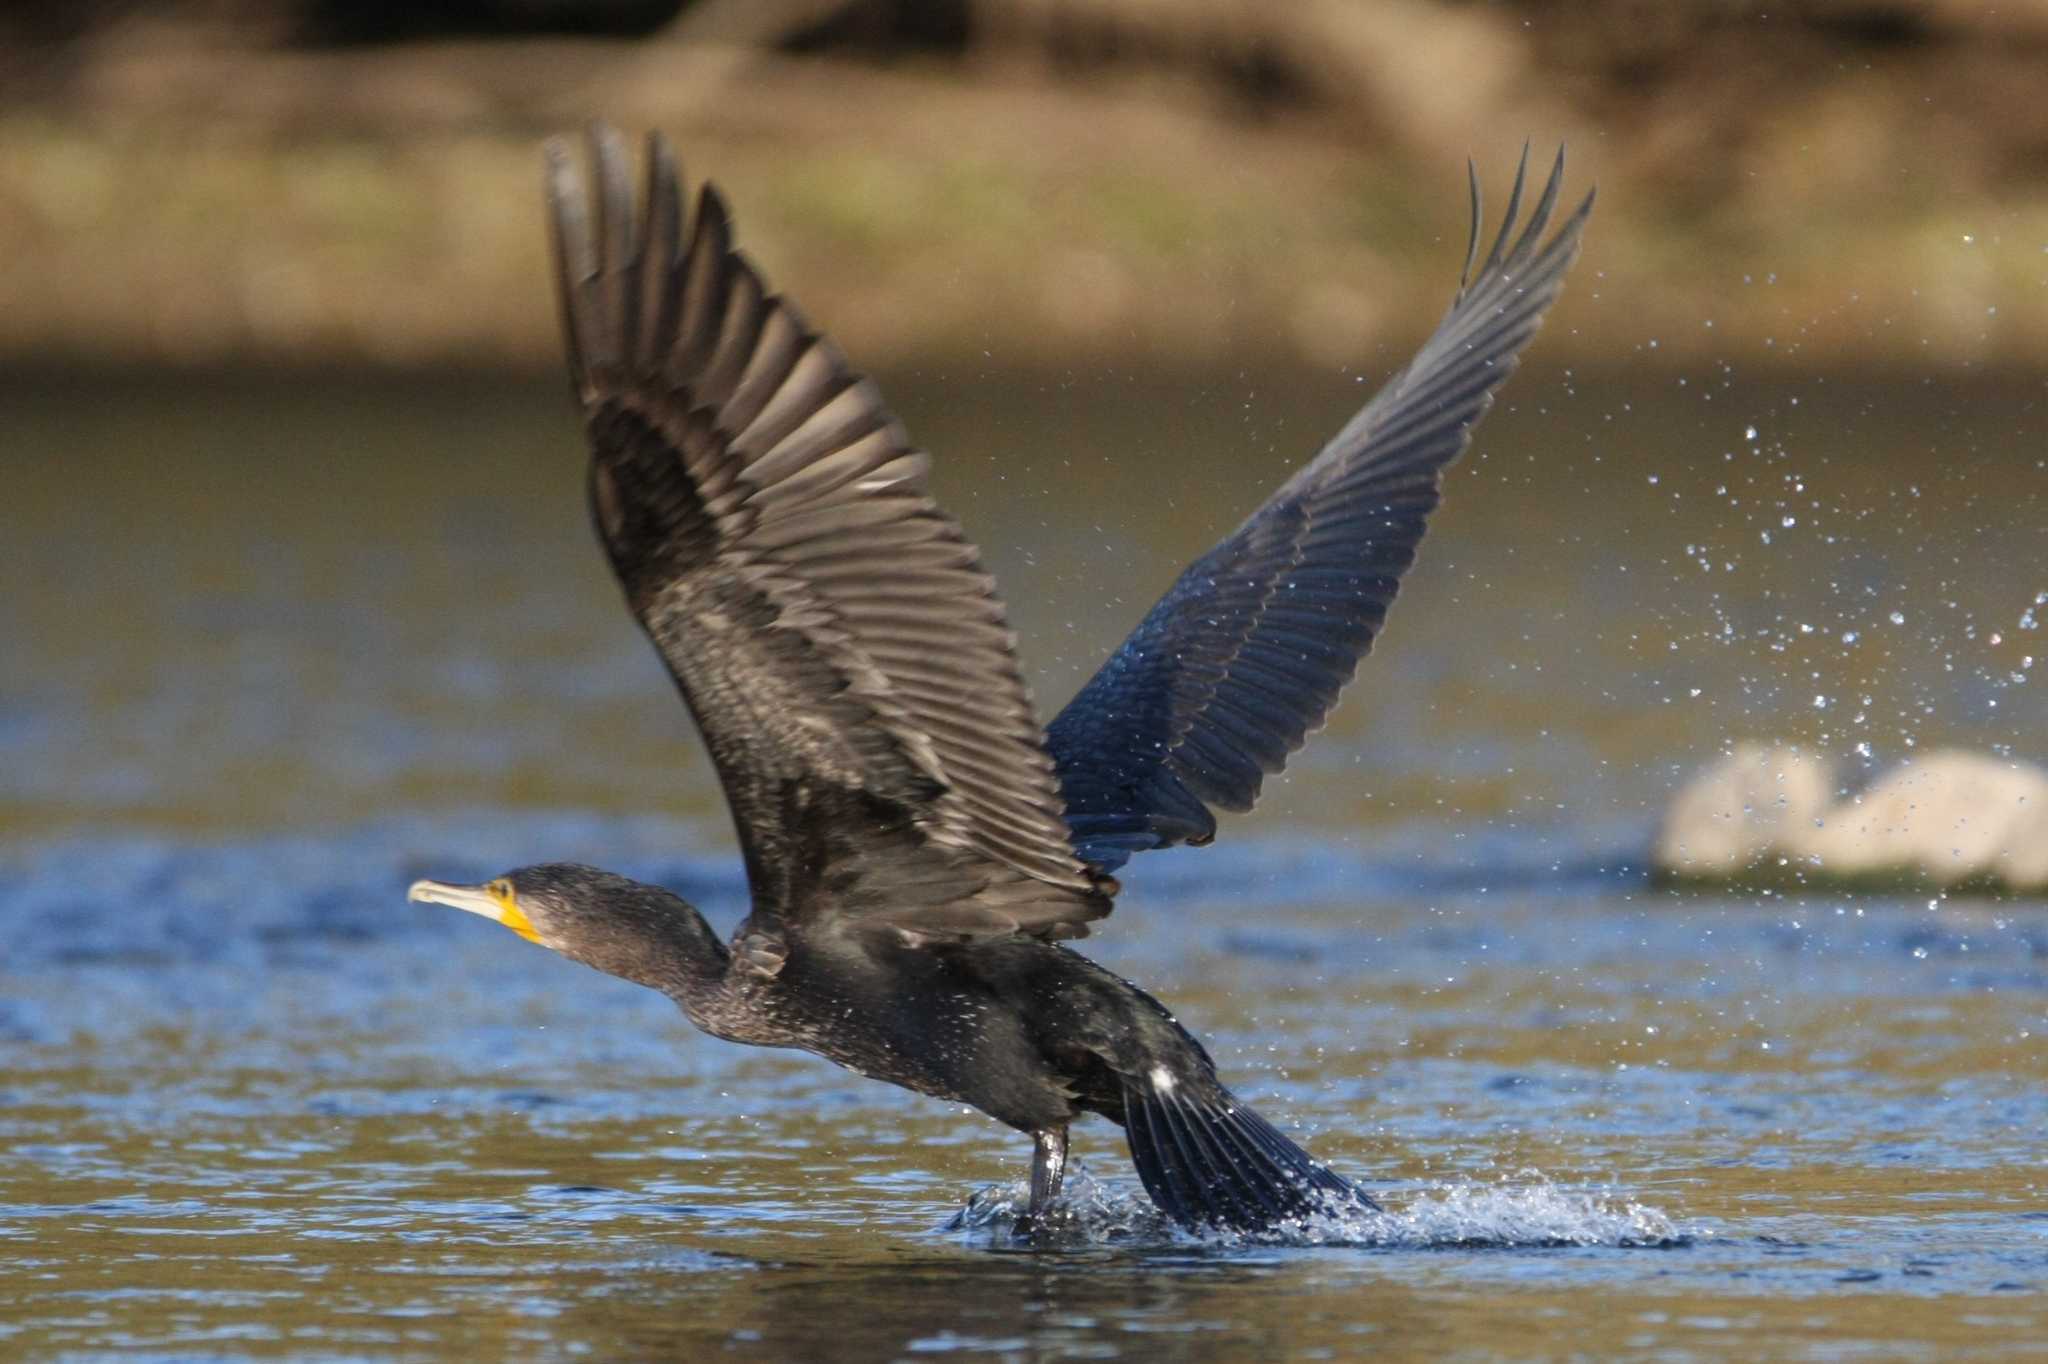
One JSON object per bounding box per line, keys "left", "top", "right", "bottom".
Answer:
{"left": 1123, "top": 1076, "right": 1377, "bottom": 1232}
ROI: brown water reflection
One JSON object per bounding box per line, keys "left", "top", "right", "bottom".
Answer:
{"left": 6, "top": 365, "right": 2048, "bottom": 839}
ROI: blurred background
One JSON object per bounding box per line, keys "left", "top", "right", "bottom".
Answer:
{"left": 7, "top": 10, "right": 2048, "bottom": 1356}
{"left": 6, "top": 0, "right": 2048, "bottom": 846}
{"left": 6, "top": 0, "right": 2048, "bottom": 370}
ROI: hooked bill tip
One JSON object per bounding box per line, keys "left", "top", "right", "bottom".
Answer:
{"left": 406, "top": 879, "right": 495, "bottom": 916}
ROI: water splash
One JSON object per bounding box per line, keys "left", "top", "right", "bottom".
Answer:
{"left": 942, "top": 1167, "right": 1177, "bottom": 1245}
{"left": 1345, "top": 1176, "right": 1691, "bottom": 1249}
{"left": 944, "top": 1167, "right": 1693, "bottom": 1250}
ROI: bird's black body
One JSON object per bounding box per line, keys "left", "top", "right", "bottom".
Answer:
{"left": 706, "top": 907, "right": 1183, "bottom": 1133}
{"left": 410, "top": 125, "right": 1590, "bottom": 1235}
{"left": 489, "top": 861, "right": 1364, "bottom": 1229}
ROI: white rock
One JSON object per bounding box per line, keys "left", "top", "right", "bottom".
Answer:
{"left": 1655, "top": 744, "right": 2048, "bottom": 891}
{"left": 1652, "top": 742, "right": 1837, "bottom": 877}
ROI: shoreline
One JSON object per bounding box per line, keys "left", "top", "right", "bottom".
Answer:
{"left": 4, "top": 27, "right": 2045, "bottom": 374}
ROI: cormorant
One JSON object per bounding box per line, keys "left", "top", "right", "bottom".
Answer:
{"left": 410, "top": 125, "right": 1590, "bottom": 1234}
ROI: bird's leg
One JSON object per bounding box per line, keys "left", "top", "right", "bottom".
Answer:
{"left": 1027, "top": 1125, "right": 1069, "bottom": 1221}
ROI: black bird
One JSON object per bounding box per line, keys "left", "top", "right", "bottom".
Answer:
{"left": 410, "top": 125, "right": 1590, "bottom": 1234}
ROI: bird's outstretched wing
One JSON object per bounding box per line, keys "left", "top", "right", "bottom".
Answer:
{"left": 547, "top": 125, "right": 1107, "bottom": 943}
{"left": 1046, "top": 147, "right": 1593, "bottom": 872}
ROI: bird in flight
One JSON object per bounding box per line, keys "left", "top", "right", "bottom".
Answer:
{"left": 410, "top": 124, "right": 1590, "bottom": 1234}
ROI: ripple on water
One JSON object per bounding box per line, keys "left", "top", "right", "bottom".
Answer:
{"left": 3, "top": 818, "right": 2046, "bottom": 1359}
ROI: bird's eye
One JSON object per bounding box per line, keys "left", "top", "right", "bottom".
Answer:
{"left": 490, "top": 879, "right": 514, "bottom": 902}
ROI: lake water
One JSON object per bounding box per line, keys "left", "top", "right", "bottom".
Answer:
{"left": 2, "top": 366, "right": 2044, "bottom": 1360}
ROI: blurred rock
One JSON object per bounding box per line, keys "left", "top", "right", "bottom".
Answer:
{"left": 1654, "top": 742, "right": 1837, "bottom": 876}
{"left": 1654, "top": 743, "right": 2048, "bottom": 893}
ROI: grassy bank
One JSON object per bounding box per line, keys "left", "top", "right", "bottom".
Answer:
{"left": 4, "top": 7, "right": 2047, "bottom": 373}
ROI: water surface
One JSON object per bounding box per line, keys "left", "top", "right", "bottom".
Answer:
{"left": 2, "top": 367, "right": 2045, "bottom": 1360}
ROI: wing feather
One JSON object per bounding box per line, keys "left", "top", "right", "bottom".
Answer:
{"left": 549, "top": 125, "right": 1108, "bottom": 941}
{"left": 1047, "top": 146, "right": 1593, "bottom": 869}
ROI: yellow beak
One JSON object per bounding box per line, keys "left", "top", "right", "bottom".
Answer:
{"left": 408, "top": 879, "right": 544, "bottom": 945}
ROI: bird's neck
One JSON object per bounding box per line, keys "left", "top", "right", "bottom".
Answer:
{"left": 663, "top": 935, "right": 756, "bottom": 1042}
{"left": 577, "top": 885, "right": 733, "bottom": 1005}
{"left": 645, "top": 913, "right": 733, "bottom": 1005}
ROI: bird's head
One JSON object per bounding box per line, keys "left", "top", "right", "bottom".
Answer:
{"left": 408, "top": 862, "right": 725, "bottom": 993}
